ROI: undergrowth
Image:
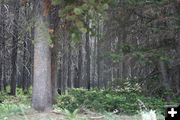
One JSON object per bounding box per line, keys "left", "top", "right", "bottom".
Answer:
{"left": 57, "top": 88, "right": 168, "bottom": 114}
{"left": 0, "top": 87, "right": 31, "bottom": 119}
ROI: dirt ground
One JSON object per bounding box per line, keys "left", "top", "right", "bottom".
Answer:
{"left": 8, "top": 108, "right": 164, "bottom": 120}
{"left": 8, "top": 110, "right": 140, "bottom": 120}
{"left": 9, "top": 109, "right": 65, "bottom": 120}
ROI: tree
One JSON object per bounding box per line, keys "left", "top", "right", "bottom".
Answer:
{"left": 32, "top": 0, "right": 52, "bottom": 111}
{"left": 10, "top": 0, "right": 20, "bottom": 95}
{"left": 0, "top": 0, "right": 5, "bottom": 91}
{"left": 85, "top": 20, "right": 91, "bottom": 90}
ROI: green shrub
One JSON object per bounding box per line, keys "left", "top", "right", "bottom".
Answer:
{"left": 56, "top": 88, "right": 166, "bottom": 114}
{"left": 57, "top": 95, "right": 79, "bottom": 112}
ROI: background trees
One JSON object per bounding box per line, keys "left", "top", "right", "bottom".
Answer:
{"left": 0, "top": 0, "right": 179, "bottom": 111}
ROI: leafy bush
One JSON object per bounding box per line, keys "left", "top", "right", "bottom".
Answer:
{"left": 57, "top": 88, "right": 166, "bottom": 114}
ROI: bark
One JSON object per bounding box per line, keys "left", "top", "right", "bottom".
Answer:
{"left": 32, "top": 0, "right": 52, "bottom": 111}
{"left": 85, "top": 28, "right": 91, "bottom": 90}
{"left": 67, "top": 41, "right": 72, "bottom": 88}
{"left": 92, "top": 35, "right": 97, "bottom": 88}
{"left": 159, "top": 61, "right": 170, "bottom": 100}
{"left": 22, "top": 4, "right": 31, "bottom": 93}
{"left": 0, "top": 0, "right": 5, "bottom": 91}
{"left": 10, "top": 0, "right": 20, "bottom": 95}
{"left": 76, "top": 44, "right": 82, "bottom": 88}
{"left": 97, "top": 22, "right": 100, "bottom": 89}
{"left": 22, "top": 34, "right": 30, "bottom": 93}
{"left": 61, "top": 35, "right": 68, "bottom": 93}
{"left": 51, "top": 39, "right": 58, "bottom": 103}
{"left": 50, "top": 5, "right": 59, "bottom": 104}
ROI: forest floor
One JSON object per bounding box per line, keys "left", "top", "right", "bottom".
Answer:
{"left": 8, "top": 110, "right": 139, "bottom": 120}
{"left": 0, "top": 89, "right": 166, "bottom": 120}
{"left": 7, "top": 108, "right": 164, "bottom": 120}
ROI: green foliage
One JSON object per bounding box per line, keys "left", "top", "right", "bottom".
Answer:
{"left": 0, "top": 103, "right": 29, "bottom": 120}
{"left": 52, "top": 0, "right": 62, "bottom": 5}
{"left": 0, "top": 92, "right": 8, "bottom": 103}
{"left": 0, "top": 88, "right": 31, "bottom": 119}
{"left": 111, "top": 78, "right": 141, "bottom": 92}
{"left": 53, "top": 0, "right": 111, "bottom": 41}
{"left": 106, "top": 44, "right": 173, "bottom": 65}
{"left": 0, "top": 87, "right": 31, "bottom": 104}
{"left": 57, "top": 88, "right": 166, "bottom": 115}
{"left": 63, "top": 109, "right": 88, "bottom": 120}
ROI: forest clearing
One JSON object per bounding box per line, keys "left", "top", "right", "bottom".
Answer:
{"left": 0, "top": 0, "right": 180, "bottom": 120}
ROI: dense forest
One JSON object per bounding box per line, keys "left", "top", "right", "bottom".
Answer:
{"left": 0, "top": 0, "right": 179, "bottom": 120}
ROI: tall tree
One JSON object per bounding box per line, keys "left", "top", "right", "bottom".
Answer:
{"left": 85, "top": 20, "right": 91, "bottom": 90}
{"left": 76, "top": 43, "right": 82, "bottom": 88}
{"left": 0, "top": 0, "right": 5, "bottom": 91}
{"left": 22, "top": 1, "right": 32, "bottom": 94}
{"left": 10, "top": 0, "right": 20, "bottom": 95}
{"left": 32, "top": 0, "right": 52, "bottom": 111}
{"left": 49, "top": 5, "right": 59, "bottom": 103}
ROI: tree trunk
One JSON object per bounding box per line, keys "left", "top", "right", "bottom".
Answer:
{"left": 76, "top": 44, "right": 82, "bottom": 88}
{"left": 50, "top": 5, "right": 59, "bottom": 103}
{"left": 51, "top": 37, "right": 58, "bottom": 103}
{"left": 22, "top": 2, "right": 32, "bottom": 94}
{"left": 85, "top": 24, "right": 91, "bottom": 90}
{"left": 159, "top": 61, "right": 170, "bottom": 101}
{"left": 67, "top": 41, "right": 72, "bottom": 88}
{"left": 10, "top": 0, "right": 20, "bottom": 95}
{"left": 32, "top": 0, "right": 52, "bottom": 111}
{"left": 0, "top": 0, "right": 5, "bottom": 91}
{"left": 97, "top": 21, "right": 100, "bottom": 89}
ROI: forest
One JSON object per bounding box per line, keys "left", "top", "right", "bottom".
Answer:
{"left": 0, "top": 0, "right": 179, "bottom": 120}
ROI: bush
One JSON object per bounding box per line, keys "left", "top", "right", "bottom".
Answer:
{"left": 56, "top": 88, "right": 166, "bottom": 114}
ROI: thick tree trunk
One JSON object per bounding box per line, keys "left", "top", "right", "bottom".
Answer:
{"left": 32, "top": 0, "right": 52, "bottom": 111}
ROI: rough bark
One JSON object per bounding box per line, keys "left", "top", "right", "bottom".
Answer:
{"left": 32, "top": 0, "right": 52, "bottom": 111}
